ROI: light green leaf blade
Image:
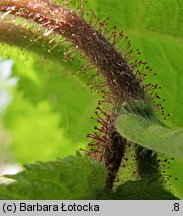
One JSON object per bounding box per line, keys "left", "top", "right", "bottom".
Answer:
{"left": 117, "top": 110, "right": 183, "bottom": 159}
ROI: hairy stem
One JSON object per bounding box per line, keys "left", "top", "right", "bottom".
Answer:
{"left": 0, "top": 0, "right": 144, "bottom": 101}
{"left": 0, "top": 0, "right": 159, "bottom": 190}
{"left": 105, "top": 130, "right": 126, "bottom": 190}
{"left": 0, "top": 23, "right": 63, "bottom": 61}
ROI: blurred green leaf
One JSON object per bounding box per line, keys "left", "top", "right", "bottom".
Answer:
{"left": 1, "top": 47, "right": 98, "bottom": 162}
{"left": 5, "top": 96, "right": 86, "bottom": 162}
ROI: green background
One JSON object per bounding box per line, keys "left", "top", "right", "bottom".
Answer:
{"left": 0, "top": 0, "right": 183, "bottom": 198}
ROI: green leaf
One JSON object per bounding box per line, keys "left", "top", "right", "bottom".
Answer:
{"left": 117, "top": 101, "right": 183, "bottom": 159}
{"left": 114, "top": 180, "right": 178, "bottom": 200}
{"left": 167, "top": 159, "right": 183, "bottom": 200}
{"left": 0, "top": 153, "right": 107, "bottom": 200}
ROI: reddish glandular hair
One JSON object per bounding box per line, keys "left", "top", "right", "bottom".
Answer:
{"left": 0, "top": 0, "right": 145, "bottom": 102}
{"left": 0, "top": 0, "right": 162, "bottom": 189}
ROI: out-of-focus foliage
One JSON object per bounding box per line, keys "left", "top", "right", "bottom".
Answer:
{"left": 0, "top": 47, "right": 98, "bottom": 163}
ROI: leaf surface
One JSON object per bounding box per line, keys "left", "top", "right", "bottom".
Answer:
{"left": 114, "top": 180, "right": 178, "bottom": 200}
{"left": 0, "top": 153, "right": 106, "bottom": 200}
{"left": 117, "top": 110, "right": 183, "bottom": 159}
